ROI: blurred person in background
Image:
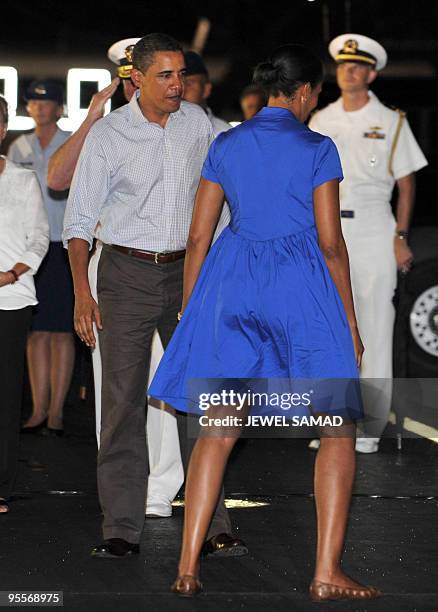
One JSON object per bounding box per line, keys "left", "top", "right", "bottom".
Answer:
{"left": 239, "top": 84, "right": 266, "bottom": 120}
{"left": 0, "top": 96, "right": 49, "bottom": 513}
{"left": 8, "top": 80, "right": 72, "bottom": 436}
{"left": 182, "top": 51, "right": 232, "bottom": 251}
{"left": 183, "top": 50, "right": 230, "bottom": 135}
{"left": 309, "top": 35, "right": 427, "bottom": 454}
{"left": 48, "top": 38, "right": 184, "bottom": 519}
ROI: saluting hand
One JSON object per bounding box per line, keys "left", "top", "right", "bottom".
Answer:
{"left": 86, "top": 77, "right": 120, "bottom": 123}
{"left": 74, "top": 293, "right": 102, "bottom": 349}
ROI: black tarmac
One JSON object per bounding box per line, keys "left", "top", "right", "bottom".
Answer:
{"left": 2, "top": 386, "right": 437, "bottom": 612}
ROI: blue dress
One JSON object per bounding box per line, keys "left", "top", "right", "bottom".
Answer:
{"left": 149, "top": 107, "right": 359, "bottom": 416}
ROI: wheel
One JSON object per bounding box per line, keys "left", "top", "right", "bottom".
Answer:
{"left": 406, "top": 259, "right": 438, "bottom": 377}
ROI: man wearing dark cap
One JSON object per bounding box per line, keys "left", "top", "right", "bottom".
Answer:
{"left": 8, "top": 80, "right": 75, "bottom": 436}
{"left": 183, "top": 50, "right": 231, "bottom": 243}
{"left": 183, "top": 50, "right": 230, "bottom": 136}
{"left": 309, "top": 34, "right": 427, "bottom": 454}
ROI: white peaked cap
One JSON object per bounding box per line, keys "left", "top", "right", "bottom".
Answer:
{"left": 329, "top": 34, "right": 387, "bottom": 71}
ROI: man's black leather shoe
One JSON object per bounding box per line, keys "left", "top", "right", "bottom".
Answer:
{"left": 202, "top": 533, "right": 248, "bottom": 558}
{"left": 91, "top": 538, "right": 139, "bottom": 558}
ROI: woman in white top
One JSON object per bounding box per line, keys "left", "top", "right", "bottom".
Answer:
{"left": 0, "top": 96, "right": 49, "bottom": 514}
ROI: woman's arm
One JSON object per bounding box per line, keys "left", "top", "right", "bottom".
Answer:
{"left": 0, "top": 174, "right": 49, "bottom": 287}
{"left": 181, "top": 178, "right": 225, "bottom": 314}
{"left": 0, "top": 264, "right": 31, "bottom": 288}
{"left": 313, "top": 179, "right": 363, "bottom": 367}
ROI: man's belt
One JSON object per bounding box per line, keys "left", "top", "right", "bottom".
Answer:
{"left": 111, "top": 244, "right": 186, "bottom": 264}
{"left": 340, "top": 210, "right": 355, "bottom": 218}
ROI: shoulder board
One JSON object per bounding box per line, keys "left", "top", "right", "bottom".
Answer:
{"left": 389, "top": 105, "right": 407, "bottom": 118}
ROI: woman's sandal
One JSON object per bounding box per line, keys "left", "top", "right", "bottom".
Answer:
{"left": 309, "top": 579, "right": 382, "bottom": 602}
{"left": 0, "top": 499, "right": 10, "bottom": 515}
{"left": 171, "top": 575, "right": 203, "bottom": 597}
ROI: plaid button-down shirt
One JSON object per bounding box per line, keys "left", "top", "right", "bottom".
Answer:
{"left": 63, "top": 92, "right": 229, "bottom": 252}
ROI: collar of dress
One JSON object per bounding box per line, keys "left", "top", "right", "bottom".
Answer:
{"left": 258, "top": 106, "right": 299, "bottom": 120}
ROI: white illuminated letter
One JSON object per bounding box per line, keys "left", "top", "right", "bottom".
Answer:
{"left": 0, "top": 66, "right": 17, "bottom": 115}
{"left": 0, "top": 66, "right": 33, "bottom": 130}
{"left": 64, "top": 68, "right": 111, "bottom": 131}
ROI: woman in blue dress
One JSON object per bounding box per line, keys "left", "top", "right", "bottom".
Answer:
{"left": 149, "top": 44, "right": 381, "bottom": 601}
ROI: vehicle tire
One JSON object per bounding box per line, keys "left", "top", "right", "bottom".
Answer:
{"left": 406, "top": 259, "right": 438, "bottom": 377}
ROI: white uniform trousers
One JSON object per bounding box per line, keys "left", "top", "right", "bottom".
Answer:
{"left": 88, "top": 241, "right": 184, "bottom": 510}
{"left": 341, "top": 205, "right": 397, "bottom": 439}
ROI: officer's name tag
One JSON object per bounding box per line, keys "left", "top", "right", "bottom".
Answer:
{"left": 363, "top": 130, "right": 385, "bottom": 139}
{"left": 340, "top": 210, "right": 355, "bottom": 218}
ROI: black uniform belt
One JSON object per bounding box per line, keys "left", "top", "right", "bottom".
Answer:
{"left": 110, "top": 244, "right": 186, "bottom": 264}
{"left": 340, "top": 210, "right": 355, "bottom": 218}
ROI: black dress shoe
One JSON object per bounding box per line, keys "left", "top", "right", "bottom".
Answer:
{"left": 21, "top": 418, "right": 47, "bottom": 434}
{"left": 91, "top": 538, "right": 140, "bottom": 558}
{"left": 202, "top": 533, "right": 248, "bottom": 558}
{"left": 41, "top": 427, "right": 64, "bottom": 438}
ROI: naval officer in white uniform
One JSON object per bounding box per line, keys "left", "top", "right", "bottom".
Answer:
{"left": 309, "top": 34, "right": 427, "bottom": 453}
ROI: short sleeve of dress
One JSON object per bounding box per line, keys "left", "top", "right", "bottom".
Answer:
{"left": 201, "top": 137, "right": 221, "bottom": 184}
{"left": 313, "top": 137, "right": 344, "bottom": 189}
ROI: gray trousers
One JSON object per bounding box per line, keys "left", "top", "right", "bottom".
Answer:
{"left": 97, "top": 245, "right": 231, "bottom": 543}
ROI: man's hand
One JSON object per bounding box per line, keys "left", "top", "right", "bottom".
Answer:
{"left": 74, "top": 292, "right": 103, "bottom": 348}
{"left": 86, "top": 77, "right": 120, "bottom": 123}
{"left": 394, "top": 238, "right": 414, "bottom": 274}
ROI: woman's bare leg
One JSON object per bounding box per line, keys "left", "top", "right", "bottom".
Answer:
{"left": 24, "top": 331, "right": 51, "bottom": 426}
{"left": 48, "top": 332, "right": 75, "bottom": 429}
{"left": 178, "top": 435, "right": 237, "bottom": 577}
{"left": 313, "top": 434, "right": 365, "bottom": 587}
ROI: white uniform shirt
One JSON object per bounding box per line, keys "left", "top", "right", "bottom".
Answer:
{"left": 309, "top": 91, "right": 427, "bottom": 211}
{"left": 8, "top": 128, "right": 70, "bottom": 242}
{"left": 0, "top": 159, "right": 50, "bottom": 310}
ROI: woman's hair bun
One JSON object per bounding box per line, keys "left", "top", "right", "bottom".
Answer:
{"left": 253, "top": 61, "right": 280, "bottom": 86}
{"left": 253, "top": 44, "right": 323, "bottom": 99}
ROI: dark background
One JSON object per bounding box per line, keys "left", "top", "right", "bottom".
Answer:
{"left": 1, "top": 0, "right": 438, "bottom": 223}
